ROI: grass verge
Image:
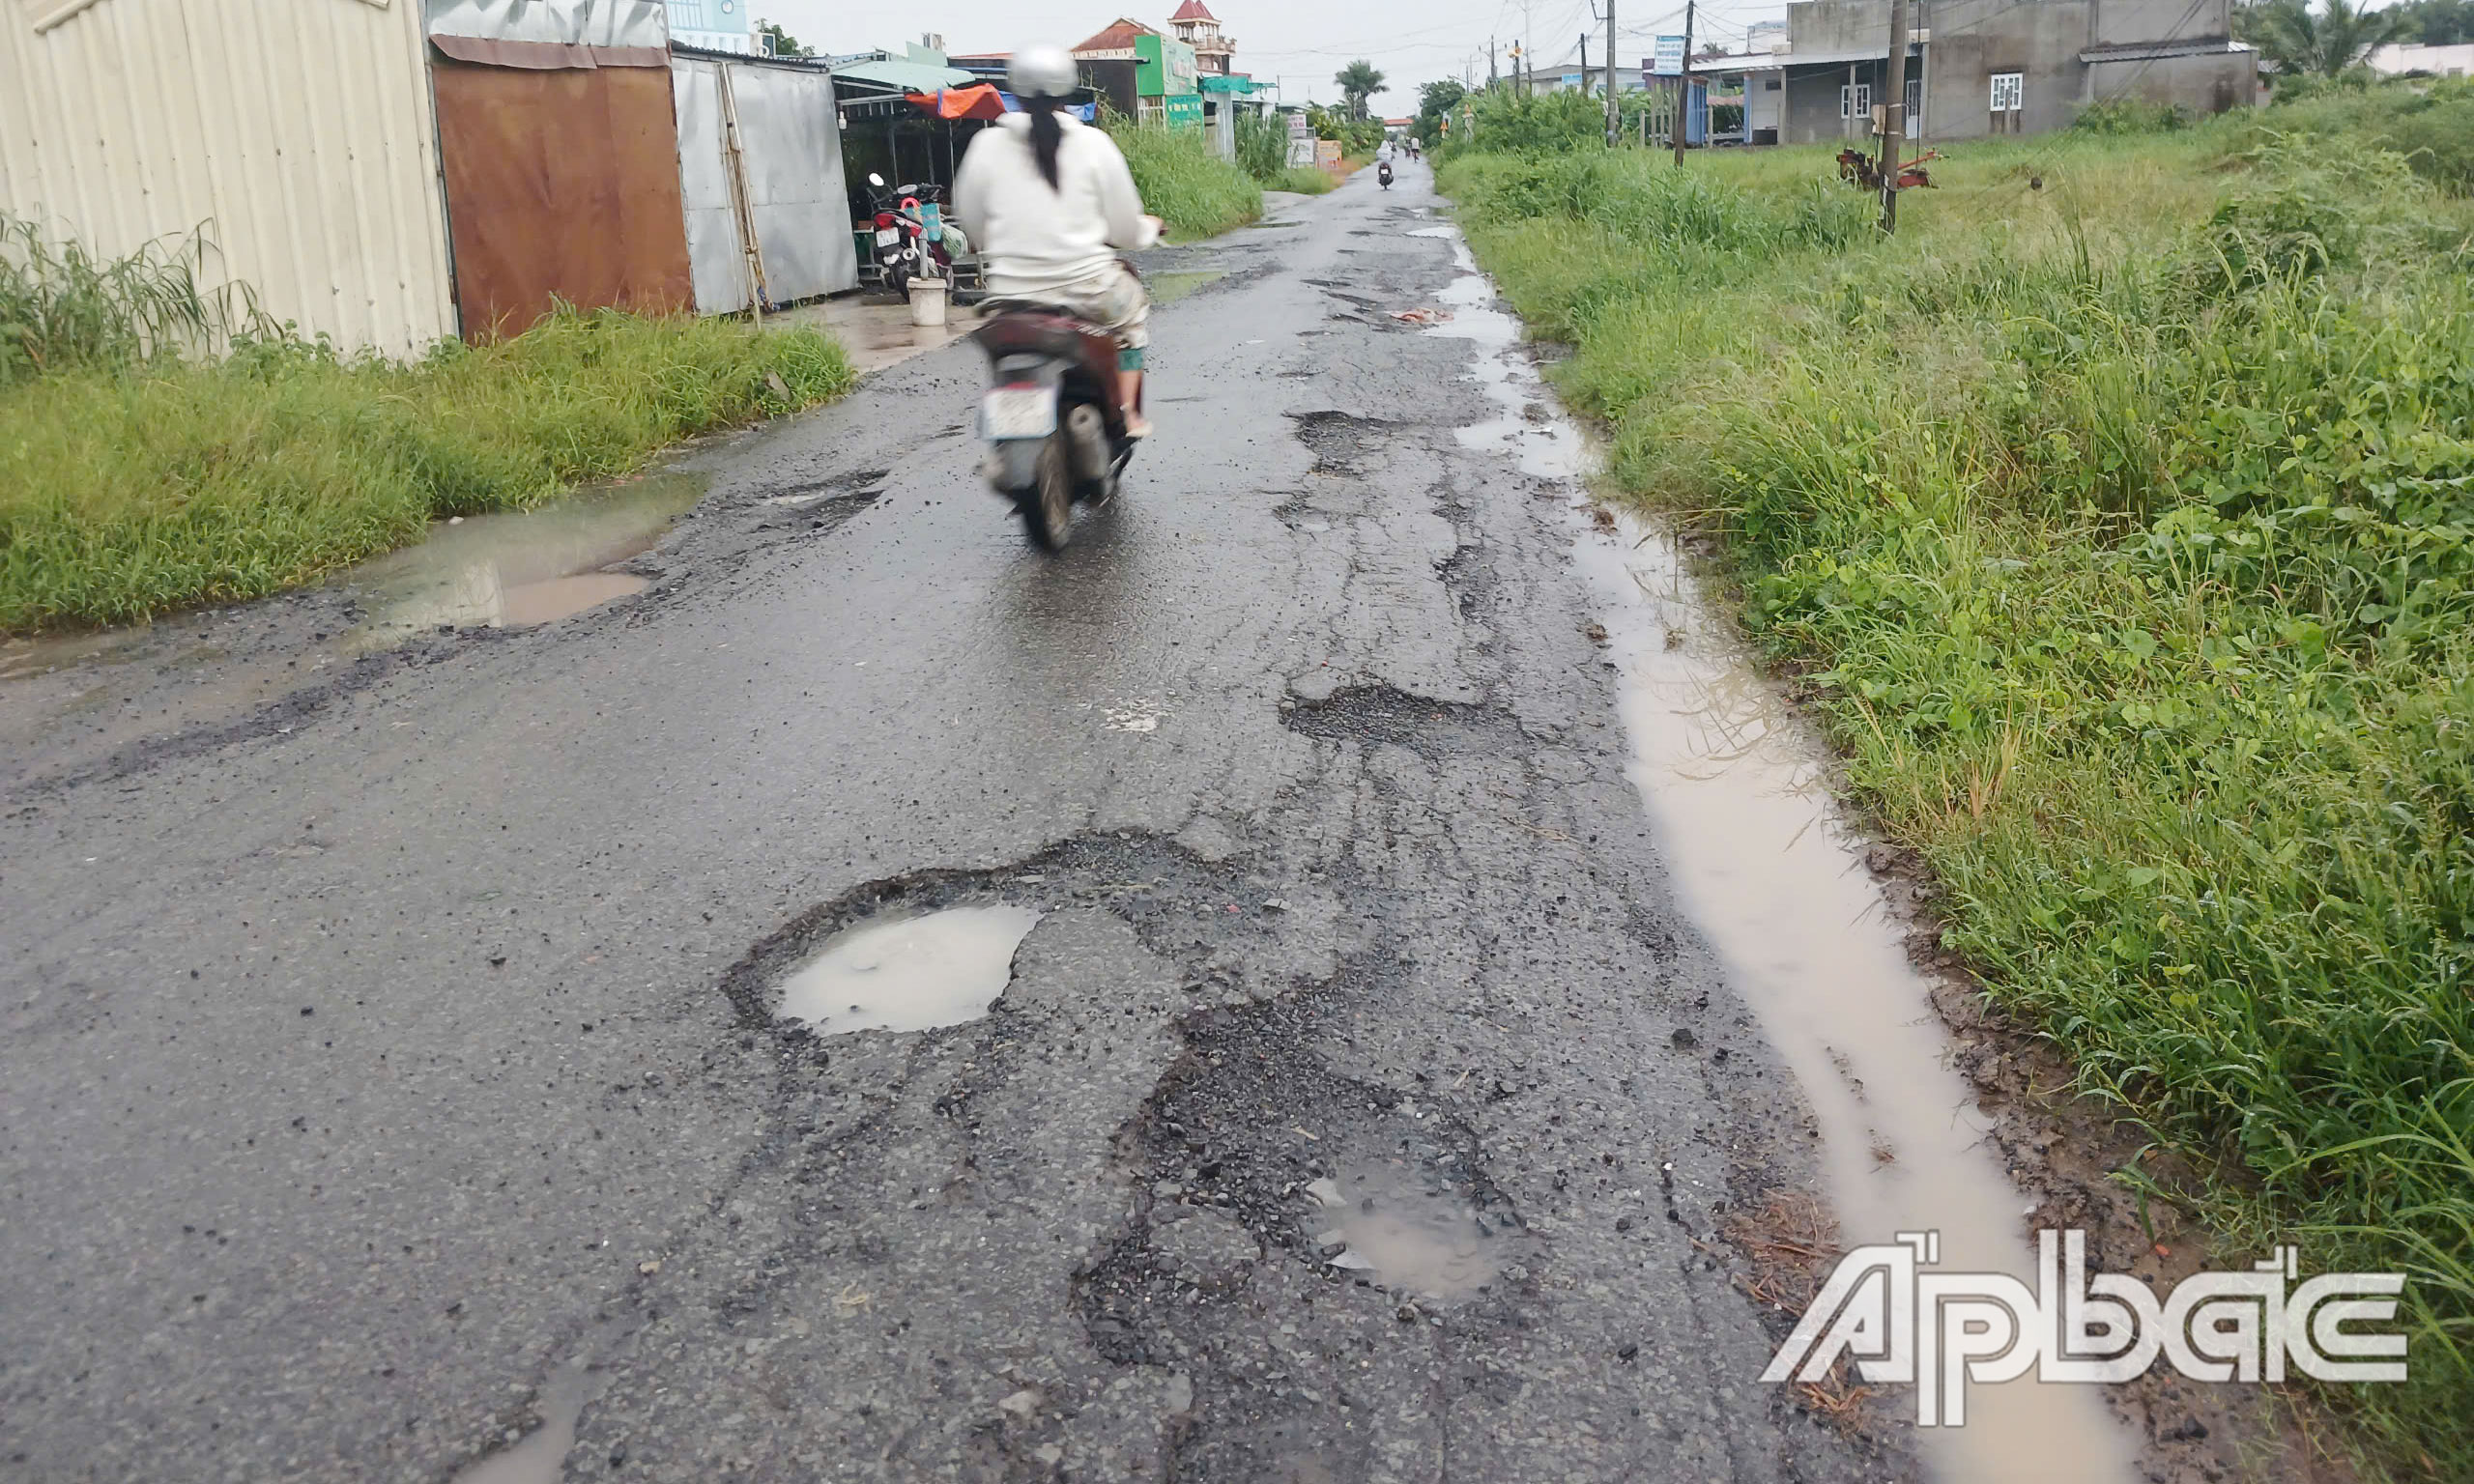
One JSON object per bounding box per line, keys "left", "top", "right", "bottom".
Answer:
{"left": 1445, "top": 126, "right": 2474, "bottom": 1479}
{"left": 1270, "top": 167, "right": 1337, "bottom": 195}
{"left": 1109, "top": 121, "right": 1263, "bottom": 238}
{"left": 2, "top": 308, "right": 853, "bottom": 631}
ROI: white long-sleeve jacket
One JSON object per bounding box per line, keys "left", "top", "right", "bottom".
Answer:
{"left": 952, "top": 113, "right": 1161, "bottom": 297}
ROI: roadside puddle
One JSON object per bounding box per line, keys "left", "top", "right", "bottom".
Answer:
{"left": 0, "top": 626, "right": 150, "bottom": 682}
{"left": 1422, "top": 225, "right": 2140, "bottom": 1483}
{"left": 777, "top": 904, "right": 1040, "bottom": 1036}
{"left": 1305, "top": 1168, "right": 1506, "bottom": 1302}
{"left": 348, "top": 473, "right": 702, "bottom": 649}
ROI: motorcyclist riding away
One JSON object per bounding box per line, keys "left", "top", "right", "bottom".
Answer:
{"left": 953, "top": 45, "right": 1163, "bottom": 440}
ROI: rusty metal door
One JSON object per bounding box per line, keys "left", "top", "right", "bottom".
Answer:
{"left": 429, "top": 46, "right": 695, "bottom": 338}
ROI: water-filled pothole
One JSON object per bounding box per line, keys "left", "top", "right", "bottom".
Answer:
{"left": 346, "top": 472, "right": 705, "bottom": 648}
{"left": 776, "top": 904, "right": 1040, "bottom": 1035}
{"left": 1305, "top": 1166, "right": 1509, "bottom": 1301}
{"left": 450, "top": 1355, "right": 599, "bottom": 1484}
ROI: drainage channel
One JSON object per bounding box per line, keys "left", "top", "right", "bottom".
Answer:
{"left": 1421, "top": 225, "right": 2141, "bottom": 1483}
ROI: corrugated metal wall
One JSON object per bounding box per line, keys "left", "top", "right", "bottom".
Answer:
{"left": 0, "top": 0, "right": 458, "bottom": 358}
{"left": 429, "top": 53, "right": 694, "bottom": 336}
{"left": 672, "top": 56, "right": 858, "bottom": 315}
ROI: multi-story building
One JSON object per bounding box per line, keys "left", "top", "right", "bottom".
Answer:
{"left": 1074, "top": 17, "right": 1205, "bottom": 127}
{"left": 1169, "top": 0, "right": 1238, "bottom": 76}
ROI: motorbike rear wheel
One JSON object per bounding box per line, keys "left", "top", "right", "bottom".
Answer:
{"left": 1018, "top": 431, "right": 1075, "bottom": 552}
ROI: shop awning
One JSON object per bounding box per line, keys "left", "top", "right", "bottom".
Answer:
{"left": 909, "top": 84, "right": 1009, "bottom": 120}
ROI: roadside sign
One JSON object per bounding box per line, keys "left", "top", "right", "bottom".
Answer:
{"left": 1651, "top": 36, "right": 1685, "bottom": 75}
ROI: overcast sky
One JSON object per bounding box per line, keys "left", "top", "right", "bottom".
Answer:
{"left": 754, "top": 0, "right": 1789, "bottom": 114}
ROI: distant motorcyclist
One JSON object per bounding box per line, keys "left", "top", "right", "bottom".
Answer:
{"left": 953, "top": 44, "right": 1162, "bottom": 438}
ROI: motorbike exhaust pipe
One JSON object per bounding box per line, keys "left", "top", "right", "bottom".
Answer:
{"left": 1066, "top": 404, "right": 1110, "bottom": 482}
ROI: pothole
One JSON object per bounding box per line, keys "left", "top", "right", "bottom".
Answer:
{"left": 1285, "top": 410, "right": 1394, "bottom": 478}
{"left": 1303, "top": 1166, "right": 1515, "bottom": 1302}
{"left": 1280, "top": 683, "right": 1520, "bottom": 759}
{"left": 760, "top": 467, "right": 891, "bottom": 506}
{"left": 450, "top": 1356, "right": 600, "bottom": 1484}
{"left": 775, "top": 904, "right": 1040, "bottom": 1036}
{"left": 345, "top": 472, "right": 705, "bottom": 647}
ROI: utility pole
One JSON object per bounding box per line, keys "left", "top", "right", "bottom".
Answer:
{"left": 1579, "top": 32, "right": 1589, "bottom": 98}
{"left": 1604, "top": 0, "right": 1620, "bottom": 145}
{"left": 1518, "top": 0, "right": 1535, "bottom": 96}
{"left": 1672, "top": 0, "right": 1693, "bottom": 165}
{"left": 1880, "top": 0, "right": 1909, "bottom": 231}
{"left": 1489, "top": 38, "right": 1499, "bottom": 91}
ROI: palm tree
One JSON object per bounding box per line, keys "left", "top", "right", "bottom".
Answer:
{"left": 2246, "top": 0, "right": 2406, "bottom": 74}
{"left": 1335, "top": 60, "right": 1387, "bottom": 120}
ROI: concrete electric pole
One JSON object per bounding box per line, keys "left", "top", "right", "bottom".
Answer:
{"left": 1604, "top": 0, "right": 1620, "bottom": 145}
{"left": 1880, "top": 0, "right": 1909, "bottom": 230}
{"left": 1672, "top": 0, "right": 1693, "bottom": 165}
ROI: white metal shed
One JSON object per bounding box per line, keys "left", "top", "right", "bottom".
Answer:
{"left": 0, "top": 0, "right": 458, "bottom": 358}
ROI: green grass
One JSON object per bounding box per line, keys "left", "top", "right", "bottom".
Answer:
{"left": 2239, "top": 75, "right": 2474, "bottom": 194}
{"left": 1108, "top": 121, "right": 1263, "bottom": 238}
{"left": 1, "top": 308, "right": 853, "bottom": 630}
{"left": 1446, "top": 125, "right": 2474, "bottom": 1478}
{"left": 1270, "top": 167, "right": 1336, "bottom": 195}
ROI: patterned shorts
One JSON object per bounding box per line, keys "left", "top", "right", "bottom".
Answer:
{"left": 1021, "top": 263, "right": 1150, "bottom": 351}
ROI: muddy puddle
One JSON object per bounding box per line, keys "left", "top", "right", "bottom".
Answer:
{"left": 777, "top": 904, "right": 1040, "bottom": 1036}
{"left": 0, "top": 472, "right": 706, "bottom": 781}
{"left": 347, "top": 473, "right": 701, "bottom": 649}
{"left": 1423, "top": 225, "right": 2140, "bottom": 1482}
{"left": 1304, "top": 1169, "right": 1509, "bottom": 1302}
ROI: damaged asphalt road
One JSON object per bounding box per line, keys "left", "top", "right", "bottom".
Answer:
{"left": 0, "top": 168, "right": 1906, "bottom": 1483}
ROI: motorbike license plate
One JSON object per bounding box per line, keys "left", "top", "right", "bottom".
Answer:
{"left": 875, "top": 228, "right": 901, "bottom": 246}
{"left": 980, "top": 387, "right": 1056, "bottom": 442}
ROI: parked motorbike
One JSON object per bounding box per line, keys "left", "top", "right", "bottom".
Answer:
{"left": 971, "top": 295, "right": 1137, "bottom": 552}
{"left": 863, "top": 173, "right": 964, "bottom": 298}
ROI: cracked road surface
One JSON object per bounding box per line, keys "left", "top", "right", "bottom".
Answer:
{"left": 0, "top": 168, "right": 1905, "bottom": 1483}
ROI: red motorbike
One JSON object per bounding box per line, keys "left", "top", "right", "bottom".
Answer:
{"left": 864, "top": 173, "right": 957, "bottom": 297}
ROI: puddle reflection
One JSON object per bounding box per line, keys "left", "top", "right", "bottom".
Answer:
{"left": 1306, "top": 1168, "right": 1508, "bottom": 1302}
{"left": 777, "top": 904, "right": 1040, "bottom": 1036}
{"left": 347, "top": 474, "right": 703, "bottom": 649}
{"left": 1419, "top": 222, "right": 2139, "bottom": 1483}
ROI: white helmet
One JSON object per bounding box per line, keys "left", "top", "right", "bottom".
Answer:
{"left": 1009, "top": 43, "right": 1078, "bottom": 100}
